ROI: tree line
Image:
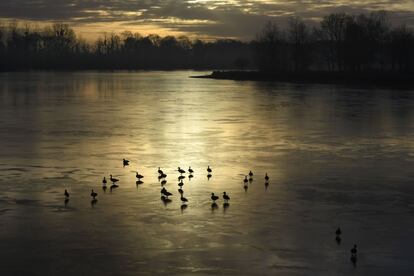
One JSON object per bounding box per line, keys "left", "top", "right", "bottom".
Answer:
{"left": 0, "top": 23, "right": 252, "bottom": 71}
{"left": 0, "top": 11, "right": 413, "bottom": 72}
{"left": 256, "top": 12, "right": 414, "bottom": 73}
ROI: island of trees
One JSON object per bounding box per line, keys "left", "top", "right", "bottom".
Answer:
{"left": 0, "top": 11, "right": 413, "bottom": 85}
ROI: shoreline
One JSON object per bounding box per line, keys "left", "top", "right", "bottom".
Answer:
{"left": 192, "top": 70, "right": 414, "bottom": 88}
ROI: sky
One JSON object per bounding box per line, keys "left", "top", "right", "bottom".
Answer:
{"left": 0, "top": 0, "right": 413, "bottom": 40}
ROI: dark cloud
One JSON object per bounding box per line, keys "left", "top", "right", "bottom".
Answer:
{"left": 0, "top": 0, "right": 413, "bottom": 39}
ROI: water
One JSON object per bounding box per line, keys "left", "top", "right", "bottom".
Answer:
{"left": 0, "top": 71, "right": 413, "bottom": 275}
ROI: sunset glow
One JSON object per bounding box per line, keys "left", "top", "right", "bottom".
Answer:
{"left": 0, "top": 0, "right": 413, "bottom": 40}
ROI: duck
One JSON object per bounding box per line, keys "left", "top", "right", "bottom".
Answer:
{"left": 123, "top": 159, "right": 129, "bottom": 166}
{"left": 136, "top": 172, "right": 144, "bottom": 179}
{"left": 265, "top": 173, "right": 269, "bottom": 181}
{"left": 336, "top": 227, "right": 342, "bottom": 236}
{"left": 161, "top": 188, "right": 172, "bottom": 198}
{"left": 188, "top": 167, "right": 194, "bottom": 174}
{"left": 178, "top": 167, "right": 186, "bottom": 174}
{"left": 102, "top": 177, "right": 107, "bottom": 185}
{"left": 249, "top": 170, "right": 253, "bottom": 177}
{"left": 180, "top": 195, "right": 188, "bottom": 203}
{"left": 161, "top": 179, "right": 167, "bottom": 185}
{"left": 158, "top": 167, "right": 163, "bottom": 175}
{"left": 178, "top": 188, "right": 183, "bottom": 194}
{"left": 243, "top": 176, "right": 248, "bottom": 184}
{"left": 161, "top": 173, "right": 167, "bottom": 178}
{"left": 351, "top": 244, "right": 357, "bottom": 255}
{"left": 178, "top": 180, "right": 184, "bottom": 187}
{"left": 207, "top": 165, "right": 212, "bottom": 173}
{"left": 110, "top": 175, "right": 119, "bottom": 184}
{"left": 223, "top": 192, "right": 230, "bottom": 202}
{"left": 211, "top": 193, "right": 219, "bottom": 202}
{"left": 64, "top": 189, "right": 69, "bottom": 198}
{"left": 90, "top": 189, "right": 98, "bottom": 199}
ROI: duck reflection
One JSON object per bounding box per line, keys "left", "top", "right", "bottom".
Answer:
{"left": 161, "top": 195, "right": 172, "bottom": 206}
{"left": 180, "top": 204, "right": 188, "bottom": 213}
{"left": 110, "top": 184, "right": 119, "bottom": 192}
{"left": 211, "top": 202, "right": 218, "bottom": 213}
{"left": 91, "top": 199, "right": 98, "bottom": 207}
{"left": 223, "top": 202, "right": 230, "bottom": 213}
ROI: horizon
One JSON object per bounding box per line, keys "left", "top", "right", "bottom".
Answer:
{"left": 1, "top": 1, "right": 414, "bottom": 41}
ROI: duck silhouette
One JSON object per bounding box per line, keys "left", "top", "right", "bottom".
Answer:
{"left": 178, "top": 167, "right": 185, "bottom": 174}
{"left": 351, "top": 244, "right": 357, "bottom": 255}
{"left": 211, "top": 193, "right": 219, "bottom": 202}
{"left": 223, "top": 192, "right": 230, "bottom": 202}
{"left": 188, "top": 167, "right": 194, "bottom": 174}
{"left": 265, "top": 173, "right": 269, "bottom": 181}
{"left": 102, "top": 177, "right": 107, "bottom": 185}
{"left": 136, "top": 172, "right": 144, "bottom": 179}
{"left": 161, "top": 187, "right": 172, "bottom": 198}
{"left": 336, "top": 227, "right": 342, "bottom": 236}
{"left": 110, "top": 175, "right": 119, "bottom": 184}
{"left": 207, "top": 165, "right": 212, "bottom": 173}
{"left": 123, "top": 159, "right": 129, "bottom": 167}
{"left": 90, "top": 189, "right": 98, "bottom": 200}
{"left": 180, "top": 195, "right": 188, "bottom": 203}
{"left": 249, "top": 170, "right": 253, "bottom": 177}
{"left": 158, "top": 167, "right": 163, "bottom": 175}
{"left": 64, "top": 189, "right": 69, "bottom": 198}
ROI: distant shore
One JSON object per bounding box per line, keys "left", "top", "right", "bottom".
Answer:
{"left": 192, "top": 70, "right": 414, "bottom": 88}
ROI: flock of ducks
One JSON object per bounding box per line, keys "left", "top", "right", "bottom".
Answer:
{"left": 63, "top": 159, "right": 269, "bottom": 209}
{"left": 63, "top": 158, "right": 358, "bottom": 265}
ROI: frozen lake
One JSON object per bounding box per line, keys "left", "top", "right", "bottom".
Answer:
{"left": 0, "top": 71, "right": 413, "bottom": 275}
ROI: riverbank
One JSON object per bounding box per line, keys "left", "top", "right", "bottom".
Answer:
{"left": 193, "top": 70, "right": 414, "bottom": 88}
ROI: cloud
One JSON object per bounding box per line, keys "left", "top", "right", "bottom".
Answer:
{"left": 0, "top": 0, "right": 413, "bottom": 39}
